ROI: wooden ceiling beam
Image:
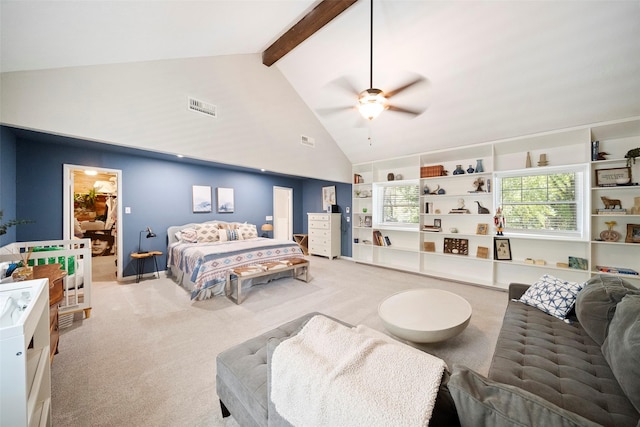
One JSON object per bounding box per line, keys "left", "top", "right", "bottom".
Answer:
{"left": 262, "top": 0, "right": 358, "bottom": 67}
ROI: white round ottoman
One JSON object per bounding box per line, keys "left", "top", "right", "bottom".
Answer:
{"left": 378, "top": 289, "right": 472, "bottom": 343}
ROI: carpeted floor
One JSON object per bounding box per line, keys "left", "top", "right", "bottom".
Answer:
{"left": 51, "top": 256, "right": 508, "bottom": 426}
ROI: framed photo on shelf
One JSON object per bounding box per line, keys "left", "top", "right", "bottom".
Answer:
{"left": 494, "top": 238, "right": 512, "bottom": 261}
{"left": 192, "top": 185, "right": 212, "bottom": 213}
{"left": 364, "top": 215, "right": 372, "bottom": 227}
{"left": 595, "top": 167, "right": 631, "bottom": 187}
{"left": 626, "top": 224, "right": 640, "bottom": 243}
{"left": 434, "top": 218, "right": 442, "bottom": 228}
{"left": 476, "top": 223, "right": 489, "bottom": 235}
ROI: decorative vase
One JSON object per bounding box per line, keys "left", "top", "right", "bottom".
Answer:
{"left": 466, "top": 165, "right": 474, "bottom": 174}
{"left": 526, "top": 152, "right": 532, "bottom": 168}
{"left": 453, "top": 165, "right": 465, "bottom": 175}
{"left": 475, "top": 159, "right": 484, "bottom": 173}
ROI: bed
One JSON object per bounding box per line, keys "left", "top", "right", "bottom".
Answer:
{"left": 167, "top": 221, "right": 305, "bottom": 300}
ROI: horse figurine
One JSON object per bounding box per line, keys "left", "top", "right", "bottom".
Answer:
{"left": 601, "top": 196, "right": 622, "bottom": 210}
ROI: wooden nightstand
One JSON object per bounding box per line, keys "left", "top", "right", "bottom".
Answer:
{"left": 131, "top": 251, "right": 162, "bottom": 283}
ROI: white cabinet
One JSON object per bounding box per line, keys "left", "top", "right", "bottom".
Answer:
{"left": 1, "top": 278, "right": 52, "bottom": 427}
{"left": 308, "top": 213, "right": 341, "bottom": 259}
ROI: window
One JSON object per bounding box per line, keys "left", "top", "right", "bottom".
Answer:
{"left": 374, "top": 183, "right": 419, "bottom": 227}
{"left": 494, "top": 165, "right": 587, "bottom": 239}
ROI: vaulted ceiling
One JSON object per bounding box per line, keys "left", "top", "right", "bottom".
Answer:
{"left": 2, "top": 0, "right": 639, "bottom": 165}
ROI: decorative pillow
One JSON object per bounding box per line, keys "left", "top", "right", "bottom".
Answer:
{"left": 179, "top": 227, "right": 198, "bottom": 243}
{"left": 237, "top": 223, "right": 258, "bottom": 239}
{"left": 195, "top": 223, "right": 219, "bottom": 243}
{"left": 575, "top": 274, "right": 640, "bottom": 345}
{"left": 519, "top": 274, "right": 585, "bottom": 320}
{"left": 219, "top": 229, "right": 242, "bottom": 242}
{"left": 217, "top": 222, "right": 237, "bottom": 230}
{"left": 448, "top": 366, "right": 600, "bottom": 427}
{"left": 601, "top": 294, "right": 640, "bottom": 413}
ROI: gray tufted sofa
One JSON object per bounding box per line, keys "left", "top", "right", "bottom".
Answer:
{"left": 216, "top": 276, "right": 639, "bottom": 426}
{"left": 449, "top": 275, "right": 640, "bottom": 427}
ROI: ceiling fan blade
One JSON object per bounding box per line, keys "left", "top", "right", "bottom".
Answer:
{"left": 387, "top": 104, "right": 425, "bottom": 116}
{"left": 326, "top": 76, "right": 361, "bottom": 97}
{"left": 386, "top": 76, "right": 427, "bottom": 99}
{"left": 316, "top": 106, "right": 356, "bottom": 117}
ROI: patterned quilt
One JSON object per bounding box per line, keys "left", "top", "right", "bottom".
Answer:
{"left": 167, "top": 238, "right": 303, "bottom": 300}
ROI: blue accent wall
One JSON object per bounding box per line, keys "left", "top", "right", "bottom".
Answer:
{"left": 1, "top": 126, "right": 352, "bottom": 277}
{"left": 0, "top": 127, "right": 18, "bottom": 246}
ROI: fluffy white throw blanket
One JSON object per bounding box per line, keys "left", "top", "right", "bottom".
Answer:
{"left": 270, "top": 315, "right": 447, "bottom": 427}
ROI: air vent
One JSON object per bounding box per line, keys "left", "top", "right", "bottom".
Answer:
{"left": 300, "top": 135, "right": 315, "bottom": 148}
{"left": 188, "top": 97, "right": 217, "bottom": 118}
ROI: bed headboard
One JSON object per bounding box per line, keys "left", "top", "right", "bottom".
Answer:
{"left": 167, "top": 220, "right": 238, "bottom": 245}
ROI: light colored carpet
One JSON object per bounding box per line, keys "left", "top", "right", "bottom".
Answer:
{"left": 51, "top": 256, "right": 508, "bottom": 426}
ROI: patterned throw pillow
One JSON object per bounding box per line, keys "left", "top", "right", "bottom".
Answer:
{"left": 519, "top": 274, "right": 585, "bottom": 320}
{"left": 195, "top": 223, "right": 220, "bottom": 243}
{"left": 237, "top": 223, "right": 258, "bottom": 239}
{"left": 180, "top": 228, "right": 198, "bottom": 243}
{"left": 219, "top": 229, "right": 242, "bottom": 242}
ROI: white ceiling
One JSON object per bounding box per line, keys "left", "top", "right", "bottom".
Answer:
{"left": 2, "top": 0, "right": 639, "bottom": 165}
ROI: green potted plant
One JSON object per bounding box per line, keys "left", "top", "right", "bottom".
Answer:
{"left": 0, "top": 210, "right": 33, "bottom": 236}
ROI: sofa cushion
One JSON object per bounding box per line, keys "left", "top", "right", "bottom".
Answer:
{"left": 575, "top": 275, "right": 640, "bottom": 345}
{"left": 489, "top": 299, "right": 640, "bottom": 426}
{"left": 602, "top": 294, "right": 640, "bottom": 413}
{"left": 449, "top": 366, "right": 600, "bottom": 427}
{"left": 518, "top": 274, "right": 584, "bottom": 320}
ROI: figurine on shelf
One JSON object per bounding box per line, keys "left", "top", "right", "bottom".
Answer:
{"left": 597, "top": 152, "right": 609, "bottom": 160}
{"left": 475, "top": 201, "right": 490, "bottom": 214}
{"left": 473, "top": 177, "right": 485, "bottom": 192}
{"left": 600, "top": 221, "right": 621, "bottom": 242}
{"left": 494, "top": 207, "right": 505, "bottom": 236}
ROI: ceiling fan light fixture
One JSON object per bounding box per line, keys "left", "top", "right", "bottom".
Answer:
{"left": 358, "top": 88, "right": 387, "bottom": 120}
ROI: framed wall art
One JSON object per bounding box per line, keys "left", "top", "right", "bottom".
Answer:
{"left": 322, "top": 186, "right": 336, "bottom": 211}
{"left": 217, "top": 187, "right": 234, "bottom": 213}
{"left": 494, "top": 238, "right": 512, "bottom": 261}
{"left": 443, "top": 238, "right": 468, "bottom": 255}
{"left": 192, "top": 185, "right": 212, "bottom": 213}
{"left": 476, "top": 223, "right": 489, "bottom": 235}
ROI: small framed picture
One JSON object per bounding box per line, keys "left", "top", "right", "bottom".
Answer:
{"left": 364, "top": 215, "right": 372, "bottom": 227}
{"left": 595, "top": 167, "right": 631, "bottom": 187}
{"left": 626, "top": 224, "right": 640, "bottom": 243}
{"left": 434, "top": 218, "right": 442, "bottom": 228}
{"left": 494, "top": 238, "right": 512, "bottom": 261}
{"left": 476, "top": 223, "right": 489, "bottom": 235}
{"left": 217, "top": 187, "right": 234, "bottom": 213}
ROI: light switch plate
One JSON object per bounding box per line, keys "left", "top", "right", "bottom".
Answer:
{"left": 266, "top": 215, "right": 273, "bottom": 221}
{"left": 125, "top": 207, "right": 131, "bottom": 214}
{"left": 346, "top": 207, "right": 350, "bottom": 213}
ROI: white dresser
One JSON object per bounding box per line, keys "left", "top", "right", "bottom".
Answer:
{"left": 307, "top": 213, "right": 341, "bottom": 259}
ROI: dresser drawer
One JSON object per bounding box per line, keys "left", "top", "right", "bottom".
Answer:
{"left": 309, "top": 245, "right": 330, "bottom": 256}
{"left": 309, "top": 220, "right": 329, "bottom": 229}
{"left": 309, "top": 236, "right": 330, "bottom": 247}
{"left": 308, "top": 214, "right": 329, "bottom": 222}
{"left": 309, "top": 228, "right": 330, "bottom": 237}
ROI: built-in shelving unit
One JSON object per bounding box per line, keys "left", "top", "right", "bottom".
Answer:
{"left": 351, "top": 116, "right": 640, "bottom": 289}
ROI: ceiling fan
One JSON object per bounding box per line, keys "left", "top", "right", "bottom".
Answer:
{"left": 322, "top": 0, "right": 428, "bottom": 121}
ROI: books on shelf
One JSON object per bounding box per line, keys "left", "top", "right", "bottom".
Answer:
{"left": 372, "top": 230, "right": 392, "bottom": 246}
{"left": 597, "top": 209, "right": 627, "bottom": 215}
{"left": 423, "top": 226, "right": 442, "bottom": 232}
{"left": 596, "top": 265, "right": 639, "bottom": 276}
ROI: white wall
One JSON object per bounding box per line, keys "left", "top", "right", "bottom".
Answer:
{"left": 0, "top": 54, "right": 352, "bottom": 182}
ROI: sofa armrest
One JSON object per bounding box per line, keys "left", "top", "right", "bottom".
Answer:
{"left": 508, "top": 283, "right": 530, "bottom": 300}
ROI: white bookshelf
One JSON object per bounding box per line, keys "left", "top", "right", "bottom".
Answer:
{"left": 351, "top": 116, "right": 640, "bottom": 289}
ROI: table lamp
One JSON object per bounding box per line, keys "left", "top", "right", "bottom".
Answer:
{"left": 138, "top": 226, "right": 156, "bottom": 253}
{"left": 261, "top": 223, "right": 273, "bottom": 238}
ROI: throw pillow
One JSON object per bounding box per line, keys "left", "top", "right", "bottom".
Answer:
{"left": 237, "top": 223, "right": 258, "bottom": 240}
{"left": 179, "top": 227, "right": 198, "bottom": 243}
{"left": 219, "top": 229, "right": 242, "bottom": 242}
{"left": 601, "top": 294, "right": 640, "bottom": 413}
{"left": 575, "top": 274, "right": 640, "bottom": 345}
{"left": 519, "top": 274, "right": 585, "bottom": 320}
{"left": 448, "top": 366, "right": 600, "bottom": 427}
{"left": 195, "top": 223, "right": 219, "bottom": 243}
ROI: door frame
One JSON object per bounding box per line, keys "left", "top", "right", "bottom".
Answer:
{"left": 63, "top": 164, "right": 123, "bottom": 280}
{"left": 273, "top": 186, "right": 293, "bottom": 240}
